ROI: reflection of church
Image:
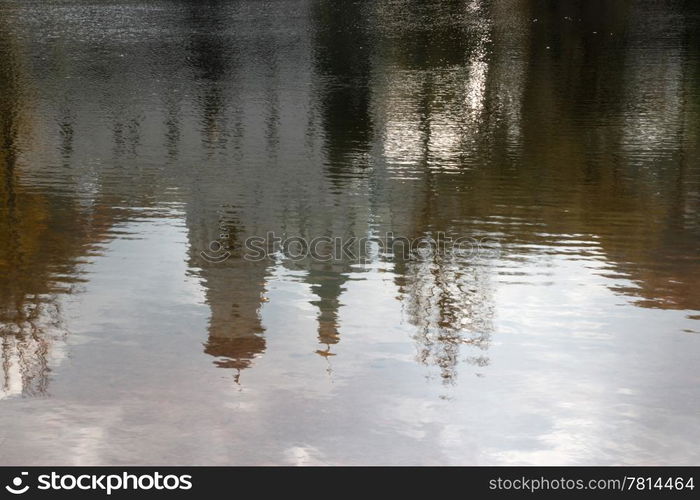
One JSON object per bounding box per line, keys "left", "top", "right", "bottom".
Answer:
{"left": 181, "top": 1, "right": 371, "bottom": 376}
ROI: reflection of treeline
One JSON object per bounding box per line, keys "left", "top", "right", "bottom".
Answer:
{"left": 366, "top": 0, "right": 699, "bottom": 378}
{"left": 376, "top": 0, "right": 700, "bottom": 311}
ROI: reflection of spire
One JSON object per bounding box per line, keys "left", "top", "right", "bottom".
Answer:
{"left": 305, "top": 1, "right": 377, "bottom": 357}
{"left": 306, "top": 265, "right": 347, "bottom": 355}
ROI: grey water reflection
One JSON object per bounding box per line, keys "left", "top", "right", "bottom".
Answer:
{"left": 0, "top": 0, "right": 699, "bottom": 464}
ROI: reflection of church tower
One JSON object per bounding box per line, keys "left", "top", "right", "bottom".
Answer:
{"left": 180, "top": 2, "right": 324, "bottom": 378}
{"left": 188, "top": 209, "right": 269, "bottom": 384}
{"left": 179, "top": 5, "right": 270, "bottom": 382}
{"left": 302, "top": 1, "right": 378, "bottom": 356}
{"left": 202, "top": 261, "right": 268, "bottom": 375}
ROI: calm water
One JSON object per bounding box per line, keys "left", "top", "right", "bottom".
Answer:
{"left": 1, "top": 0, "right": 699, "bottom": 465}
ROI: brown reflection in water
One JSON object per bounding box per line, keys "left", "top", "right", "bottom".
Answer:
{"left": 514, "top": 0, "right": 700, "bottom": 309}
{"left": 0, "top": 21, "right": 57, "bottom": 398}
{"left": 1, "top": 25, "right": 73, "bottom": 397}
{"left": 0, "top": 11, "right": 137, "bottom": 397}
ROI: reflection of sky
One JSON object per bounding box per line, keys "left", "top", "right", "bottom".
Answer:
{"left": 1, "top": 213, "right": 698, "bottom": 464}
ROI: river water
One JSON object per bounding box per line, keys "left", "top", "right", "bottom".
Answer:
{"left": 1, "top": 0, "right": 699, "bottom": 465}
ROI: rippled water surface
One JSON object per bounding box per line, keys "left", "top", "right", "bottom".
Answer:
{"left": 1, "top": 0, "right": 699, "bottom": 465}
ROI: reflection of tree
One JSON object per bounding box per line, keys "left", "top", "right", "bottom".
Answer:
{"left": 398, "top": 253, "right": 493, "bottom": 383}
{"left": 0, "top": 129, "right": 83, "bottom": 398}
{"left": 379, "top": 0, "right": 700, "bottom": 322}
{"left": 516, "top": 0, "right": 700, "bottom": 309}
{"left": 370, "top": 0, "right": 501, "bottom": 382}
{"left": 0, "top": 25, "right": 64, "bottom": 397}
{"left": 0, "top": 14, "right": 128, "bottom": 397}
{"left": 187, "top": 206, "right": 269, "bottom": 384}
{"left": 373, "top": 0, "right": 478, "bottom": 69}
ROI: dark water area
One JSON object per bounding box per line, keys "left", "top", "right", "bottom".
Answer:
{"left": 0, "top": 0, "right": 699, "bottom": 464}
